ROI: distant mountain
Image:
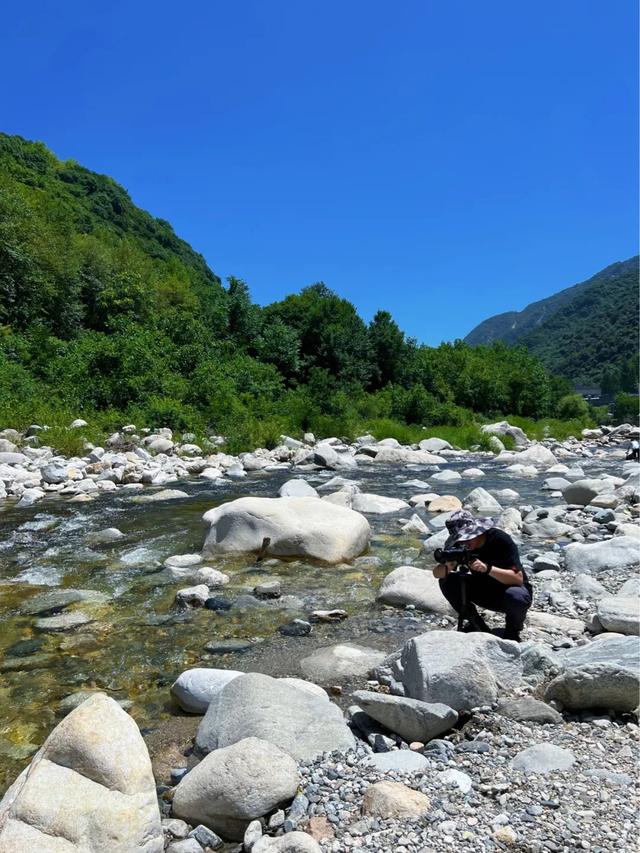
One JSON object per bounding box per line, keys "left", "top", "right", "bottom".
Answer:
{"left": 464, "top": 257, "right": 639, "bottom": 386}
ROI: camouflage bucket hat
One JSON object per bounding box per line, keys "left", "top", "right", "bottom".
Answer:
{"left": 445, "top": 508, "right": 495, "bottom": 542}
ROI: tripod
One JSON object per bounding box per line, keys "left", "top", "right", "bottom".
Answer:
{"left": 455, "top": 566, "right": 490, "bottom": 634}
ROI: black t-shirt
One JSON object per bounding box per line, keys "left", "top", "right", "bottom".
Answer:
{"left": 444, "top": 527, "right": 530, "bottom": 591}
{"left": 474, "top": 528, "right": 531, "bottom": 591}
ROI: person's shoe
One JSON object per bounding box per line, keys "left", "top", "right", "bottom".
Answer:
{"left": 502, "top": 630, "right": 521, "bottom": 642}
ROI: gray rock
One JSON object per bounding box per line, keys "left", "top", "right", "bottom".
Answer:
{"left": 463, "top": 487, "right": 502, "bottom": 513}
{"left": 495, "top": 697, "right": 562, "bottom": 724}
{"left": 351, "top": 690, "right": 457, "bottom": 743}
{"left": 365, "top": 750, "right": 431, "bottom": 773}
{"left": 189, "top": 824, "right": 223, "bottom": 849}
{"left": 170, "top": 668, "right": 242, "bottom": 713}
{"left": 436, "top": 769, "right": 473, "bottom": 793}
{"left": 376, "top": 565, "right": 454, "bottom": 615}
{"left": 195, "top": 673, "right": 355, "bottom": 761}
{"left": 419, "top": 437, "right": 452, "bottom": 452}
{"left": 278, "top": 479, "right": 318, "bottom": 498}
{"left": 132, "top": 488, "right": 189, "bottom": 503}
{"left": 618, "top": 577, "right": 640, "bottom": 596}
{"left": 571, "top": 575, "right": 608, "bottom": 600}
{"left": 597, "top": 596, "right": 640, "bottom": 635}
{"left": 562, "top": 479, "right": 615, "bottom": 506}
{"left": 19, "top": 588, "right": 109, "bottom": 616}
{"left": 299, "top": 643, "right": 386, "bottom": 682}
{"left": 351, "top": 493, "right": 410, "bottom": 514}
{"left": 533, "top": 555, "right": 561, "bottom": 573}
{"left": 385, "top": 631, "right": 523, "bottom": 712}
{"left": 431, "top": 470, "right": 462, "bottom": 485}
{"left": 545, "top": 662, "right": 639, "bottom": 712}
{"left": 252, "top": 832, "right": 322, "bottom": 852}
{"left": 564, "top": 536, "right": 640, "bottom": 574}
{"left": 542, "top": 477, "right": 571, "bottom": 491}
{"left": 523, "top": 517, "right": 574, "bottom": 538}
{"left": 172, "top": 737, "right": 298, "bottom": 841}
{"left": 0, "top": 695, "right": 163, "bottom": 852}
{"left": 85, "top": 527, "right": 125, "bottom": 544}
{"left": 511, "top": 743, "right": 575, "bottom": 774}
{"left": 34, "top": 611, "right": 94, "bottom": 632}
{"left": 41, "top": 462, "right": 68, "bottom": 484}
{"left": 167, "top": 840, "right": 204, "bottom": 853}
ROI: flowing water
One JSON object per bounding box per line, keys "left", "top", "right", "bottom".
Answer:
{"left": 0, "top": 450, "right": 623, "bottom": 792}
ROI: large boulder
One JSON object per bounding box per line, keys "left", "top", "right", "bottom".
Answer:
{"left": 351, "top": 493, "right": 410, "bottom": 514}
{"left": 498, "top": 445, "right": 558, "bottom": 467}
{"left": 481, "top": 421, "right": 529, "bottom": 448}
{"left": 351, "top": 690, "right": 458, "bottom": 743}
{"left": 418, "top": 438, "right": 452, "bottom": 452}
{"left": 313, "top": 444, "right": 356, "bottom": 470}
{"left": 544, "top": 664, "right": 639, "bottom": 712}
{"left": 172, "top": 737, "right": 298, "bottom": 841}
{"left": 562, "top": 479, "right": 615, "bottom": 506}
{"left": 202, "top": 497, "right": 370, "bottom": 563}
{"left": 563, "top": 537, "right": 640, "bottom": 575}
{"left": 463, "top": 487, "right": 502, "bottom": 514}
{"left": 0, "top": 694, "right": 163, "bottom": 852}
{"left": 384, "top": 631, "right": 523, "bottom": 711}
{"left": 376, "top": 566, "right": 454, "bottom": 615}
{"left": 195, "top": 673, "right": 355, "bottom": 761}
{"left": 369, "top": 447, "right": 445, "bottom": 465}
{"left": 299, "top": 643, "right": 386, "bottom": 682}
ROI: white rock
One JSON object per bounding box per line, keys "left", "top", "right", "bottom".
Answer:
{"left": 377, "top": 566, "right": 454, "bottom": 615}
{"left": 170, "top": 668, "right": 242, "bottom": 714}
{"left": 202, "top": 497, "right": 370, "bottom": 563}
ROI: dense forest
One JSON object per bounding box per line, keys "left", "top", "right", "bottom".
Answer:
{"left": 0, "top": 133, "right": 613, "bottom": 451}
{"left": 465, "top": 257, "right": 639, "bottom": 391}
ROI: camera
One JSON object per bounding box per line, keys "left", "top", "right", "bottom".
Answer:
{"left": 433, "top": 546, "right": 477, "bottom": 573}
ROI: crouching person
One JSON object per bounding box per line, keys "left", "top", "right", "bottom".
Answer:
{"left": 432, "top": 509, "right": 532, "bottom": 641}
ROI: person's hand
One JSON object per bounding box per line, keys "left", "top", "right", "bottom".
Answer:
{"left": 470, "top": 559, "right": 488, "bottom": 573}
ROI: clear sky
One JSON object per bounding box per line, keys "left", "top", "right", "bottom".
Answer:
{"left": 2, "top": 0, "right": 638, "bottom": 344}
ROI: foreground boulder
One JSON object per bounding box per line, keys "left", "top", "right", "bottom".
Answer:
{"left": 202, "top": 497, "right": 370, "bottom": 563}
{"left": 0, "top": 694, "right": 163, "bottom": 852}
{"left": 383, "top": 631, "right": 523, "bottom": 712}
{"left": 376, "top": 565, "right": 454, "bottom": 615}
{"left": 172, "top": 737, "right": 298, "bottom": 841}
{"left": 195, "top": 673, "right": 355, "bottom": 761}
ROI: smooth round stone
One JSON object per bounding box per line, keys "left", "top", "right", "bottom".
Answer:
{"left": 34, "top": 611, "right": 94, "bottom": 632}
{"left": 204, "top": 596, "right": 233, "bottom": 611}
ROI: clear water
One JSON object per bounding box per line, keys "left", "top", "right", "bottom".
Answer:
{"left": 0, "top": 449, "right": 624, "bottom": 792}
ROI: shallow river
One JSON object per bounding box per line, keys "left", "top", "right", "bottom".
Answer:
{"left": 0, "top": 449, "right": 621, "bottom": 792}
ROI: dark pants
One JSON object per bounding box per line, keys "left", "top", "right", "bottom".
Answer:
{"left": 439, "top": 573, "right": 531, "bottom": 635}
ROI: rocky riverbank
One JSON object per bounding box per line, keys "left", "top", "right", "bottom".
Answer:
{"left": 0, "top": 420, "right": 638, "bottom": 852}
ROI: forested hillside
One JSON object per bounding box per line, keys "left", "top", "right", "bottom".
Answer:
{"left": 0, "top": 134, "right": 583, "bottom": 449}
{"left": 465, "top": 257, "right": 639, "bottom": 390}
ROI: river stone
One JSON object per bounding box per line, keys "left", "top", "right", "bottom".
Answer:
{"left": 167, "top": 839, "right": 204, "bottom": 853}
{"left": 278, "top": 479, "right": 318, "bottom": 498}
{"left": 132, "top": 488, "right": 189, "bottom": 503}
{"left": 34, "top": 611, "right": 94, "bottom": 632}
{"left": 481, "top": 421, "right": 529, "bottom": 448}
{"left": 371, "top": 447, "right": 445, "bottom": 465}
{"left": 299, "top": 643, "right": 386, "bottom": 682}
{"left": 511, "top": 743, "right": 575, "bottom": 774}
{"left": 172, "top": 737, "right": 298, "bottom": 841}
{"left": 463, "top": 487, "right": 502, "bottom": 514}
{"left": 527, "top": 611, "right": 585, "bottom": 635}
{"left": 376, "top": 565, "right": 454, "bottom": 615}
{"left": 365, "top": 750, "right": 431, "bottom": 773}
{"left": 0, "top": 451, "right": 29, "bottom": 465}
{"left": 351, "top": 493, "right": 410, "bottom": 513}
{"left": 420, "top": 528, "right": 451, "bottom": 554}
{"left": 562, "top": 479, "right": 615, "bottom": 506}
{"left": 351, "top": 690, "right": 458, "bottom": 743}
{"left": 19, "top": 588, "right": 109, "bottom": 617}
{"left": 428, "top": 495, "right": 462, "bottom": 512}
{"left": 202, "top": 497, "right": 370, "bottom": 563}
{"left": 564, "top": 536, "right": 640, "bottom": 574}
{"left": 431, "top": 470, "right": 462, "bottom": 485}
{"left": 401, "top": 513, "right": 430, "bottom": 534}
{"left": 0, "top": 694, "right": 163, "bottom": 852}
{"left": 85, "top": 527, "right": 125, "bottom": 544}
{"left": 596, "top": 596, "right": 640, "bottom": 635}
{"left": 522, "top": 517, "right": 574, "bottom": 539}
{"left": 543, "top": 477, "right": 571, "bottom": 491}
{"left": 362, "top": 781, "right": 431, "bottom": 819}
{"left": 195, "top": 673, "right": 355, "bottom": 761}
{"left": 313, "top": 444, "right": 356, "bottom": 470}
{"left": 544, "top": 663, "right": 640, "bottom": 712}
{"left": 419, "top": 438, "right": 452, "bottom": 452}
{"left": 41, "top": 462, "right": 68, "bottom": 484}
{"left": 618, "top": 577, "right": 640, "bottom": 596}
{"left": 571, "top": 575, "right": 608, "bottom": 600}
{"left": 501, "top": 445, "right": 558, "bottom": 467}
{"left": 495, "top": 697, "right": 563, "bottom": 724}
{"left": 175, "top": 584, "right": 209, "bottom": 608}
{"left": 252, "top": 832, "right": 322, "bottom": 852}
{"left": 386, "top": 631, "right": 523, "bottom": 712}
{"left": 171, "top": 668, "right": 242, "bottom": 713}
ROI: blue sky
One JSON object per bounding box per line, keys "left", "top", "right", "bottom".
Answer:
{"left": 2, "top": 0, "right": 638, "bottom": 344}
